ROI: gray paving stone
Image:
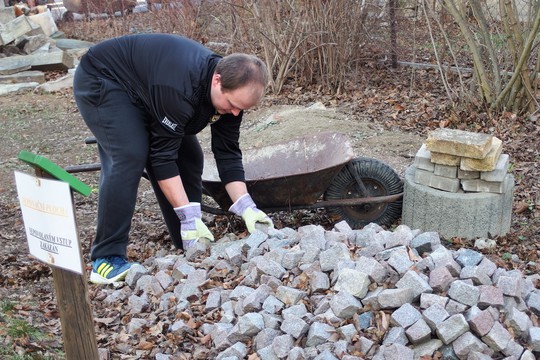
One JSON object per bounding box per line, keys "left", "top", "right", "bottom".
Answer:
{"left": 378, "top": 288, "right": 414, "bottom": 309}
{"left": 448, "top": 280, "right": 480, "bottom": 306}
{"left": 405, "top": 318, "right": 431, "bottom": 344}
{"left": 305, "top": 322, "right": 335, "bottom": 347}
{"left": 355, "top": 256, "right": 388, "bottom": 283}
{"left": 481, "top": 321, "right": 512, "bottom": 352}
{"left": 423, "top": 303, "right": 450, "bottom": 330}
{"left": 396, "top": 269, "right": 433, "bottom": 301}
{"left": 436, "top": 314, "right": 470, "bottom": 344}
{"left": 334, "top": 268, "right": 370, "bottom": 298}
{"left": 390, "top": 303, "right": 422, "bottom": 328}
{"left": 451, "top": 331, "right": 488, "bottom": 359}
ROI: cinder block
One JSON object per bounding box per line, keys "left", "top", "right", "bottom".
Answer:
{"left": 426, "top": 128, "right": 493, "bottom": 159}
{"left": 414, "top": 168, "right": 461, "bottom": 193}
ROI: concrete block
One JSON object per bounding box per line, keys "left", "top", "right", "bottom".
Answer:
{"left": 434, "top": 163, "right": 458, "bottom": 178}
{"left": 462, "top": 172, "right": 512, "bottom": 194}
{"left": 431, "top": 151, "right": 460, "bottom": 166}
{"left": 0, "top": 70, "right": 44, "bottom": 84}
{"left": 402, "top": 166, "right": 514, "bottom": 239}
{"left": 414, "top": 168, "right": 461, "bottom": 192}
{"left": 0, "top": 7, "right": 16, "bottom": 24}
{"left": 0, "top": 13, "right": 33, "bottom": 45}
{"left": 480, "top": 153, "right": 510, "bottom": 182}
{"left": 458, "top": 168, "right": 480, "bottom": 179}
{"left": 414, "top": 144, "right": 435, "bottom": 171}
{"left": 461, "top": 137, "right": 503, "bottom": 171}
{"left": 425, "top": 128, "right": 493, "bottom": 159}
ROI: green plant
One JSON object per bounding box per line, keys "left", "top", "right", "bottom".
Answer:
{"left": 7, "top": 319, "right": 42, "bottom": 340}
{"left": 1, "top": 299, "right": 15, "bottom": 313}
{"left": 501, "top": 252, "right": 512, "bottom": 261}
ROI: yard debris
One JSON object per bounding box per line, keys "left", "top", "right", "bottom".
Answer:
{"left": 0, "top": 1, "right": 92, "bottom": 94}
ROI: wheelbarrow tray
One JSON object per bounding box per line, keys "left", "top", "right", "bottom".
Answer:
{"left": 202, "top": 132, "right": 355, "bottom": 211}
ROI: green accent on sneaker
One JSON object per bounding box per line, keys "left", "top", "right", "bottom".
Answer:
{"left": 90, "top": 256, "right": 134, "bottom": 285}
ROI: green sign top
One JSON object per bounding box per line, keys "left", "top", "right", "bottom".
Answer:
{"left": 18, "top": 151, "right": 91, "bottom": 197}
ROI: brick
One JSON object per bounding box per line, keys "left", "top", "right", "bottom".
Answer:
{"left": 425, "top": 128, "right": 493, "bottom": 159}
{"left": 460, "top": 137, "right": 503, "bottom": 171}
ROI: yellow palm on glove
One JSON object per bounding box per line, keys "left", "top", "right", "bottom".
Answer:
{"left": 174, "top": 203, "right": 215, "bottom": 250}
{"left": 229, "top": 194, "right": 274, "bottom": 234}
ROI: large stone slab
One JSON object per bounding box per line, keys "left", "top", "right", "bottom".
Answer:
{"left": 0, "top": 48, "right": 74, "bottom": 72}
{"left": 0, "top": 13, "right": 33, "bottom": 45}
{"left": 461, "top": 137, "right": 503, "bottom": 171}
{"left": 425, "top": 129, "right": 493, "bottom": 159}
{"left": 0, "top": 70, "right": 45, "bottom": 84}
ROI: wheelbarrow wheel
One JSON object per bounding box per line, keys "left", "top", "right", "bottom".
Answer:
{"left": 324, "top": 157, "right": 403, "bottom": 228}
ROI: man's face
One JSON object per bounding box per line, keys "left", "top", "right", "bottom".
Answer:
{"left": 210, "top": 74, "right": 263, "bottom": 116}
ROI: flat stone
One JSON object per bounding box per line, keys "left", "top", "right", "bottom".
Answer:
{"left": 425, "top": 128, "right": 493, "bottom": 159}
{"left": 460, "top": 137, "right": 503, "bottom": 171}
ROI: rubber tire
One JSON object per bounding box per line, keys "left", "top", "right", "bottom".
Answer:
{"left": 324, "top": 157, "right": 403, "bottom": 228}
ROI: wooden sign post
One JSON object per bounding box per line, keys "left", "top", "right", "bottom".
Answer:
{"left": 16, "top": 151, "right": 99, "bottom": 360}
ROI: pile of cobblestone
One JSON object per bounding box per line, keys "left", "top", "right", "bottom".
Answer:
{"left": 101, "top": 222, "right": 540, "bottom": 359}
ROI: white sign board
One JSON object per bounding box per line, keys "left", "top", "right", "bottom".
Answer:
{"left": 14, "top": 171, "right": 83, "bottom": 274}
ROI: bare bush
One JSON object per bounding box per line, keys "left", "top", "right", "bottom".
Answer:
{"left": 421, "top": 0, "right": 540, "bottom": 115}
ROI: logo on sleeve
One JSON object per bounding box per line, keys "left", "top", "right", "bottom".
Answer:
{"left": 161, "top": 117, "right": 178, "bottom": 131}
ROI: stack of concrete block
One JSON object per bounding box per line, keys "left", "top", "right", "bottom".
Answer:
{"left": 413, "top": 128, "right": 511, "bottom": 194}
{"left": 402, "top": 128, "right": 514, "bottom": 239}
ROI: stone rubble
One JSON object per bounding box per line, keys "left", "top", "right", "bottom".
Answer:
{"left": 99, "top": 222, "right": 539, "bottom": 359}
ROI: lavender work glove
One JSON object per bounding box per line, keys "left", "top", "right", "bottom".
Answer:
{"left": 174, "top": 202, "right": 214, "bottom": 250}
{"left": 229, "top": 194, "right": 274, "bottom": 233}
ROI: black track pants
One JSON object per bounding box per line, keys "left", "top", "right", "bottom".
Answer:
{"left": 73, "top": 66, "right": 203, "bottom": 259}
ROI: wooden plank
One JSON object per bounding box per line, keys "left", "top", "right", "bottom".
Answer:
{"left": 0, "top": 14, "right": 33, "bottom": 45}
{"left": 33, "top": 167, "right": 99, "bottom": 360}
{"left": 18, "top": 151, "right": 91, "bottom": 196}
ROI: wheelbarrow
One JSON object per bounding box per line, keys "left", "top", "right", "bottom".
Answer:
{"left": 201, "top": 132, "right": 403, "bottom": 228}
{"left": 66, "top": 132, "right": 404, "bottom": 229}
